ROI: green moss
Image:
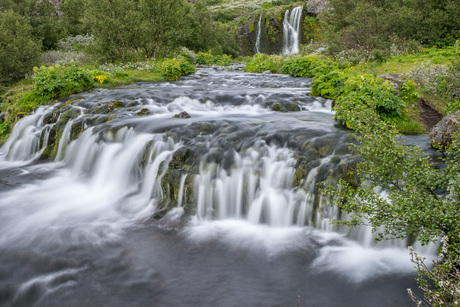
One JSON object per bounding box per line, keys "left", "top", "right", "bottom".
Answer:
{"left": 137, "top": 108, "right": 151, "bottom": 116}
{"left": 248, "top": 21, "right": 255, "bottom": 33}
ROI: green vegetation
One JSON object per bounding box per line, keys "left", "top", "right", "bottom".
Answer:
{"left": 0, "top": 0, "right": 63, "bottom": 51}
{"left": 321, "top": 0, "right": 460, "bottom": 57}
{"left": 0, "top": 0, "right": 244, "bottom": 144}
{"left": 0, "top": 0, "right": 459, "bottom": 303}
{"left": 0, "top": 10, "right": 41, "bottom": 84}
{"left": 323, "top": 106, "right": 460, "bottom": 307}
{"left": 245, "top": 44, "right": 460, "bottom": 134}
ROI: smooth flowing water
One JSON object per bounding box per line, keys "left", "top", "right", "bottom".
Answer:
{"left": 283, "top": 6, "right": 303, "bottom": 55}
{"left": 0, "top": 66, "right": 431, "bottom": 306}
{"left": 255, "top": 14, "right": 263, "bottom": 54}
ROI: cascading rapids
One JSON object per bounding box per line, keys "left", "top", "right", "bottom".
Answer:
{"left": 0, "top": 67, "right": 436, "bottom": 307}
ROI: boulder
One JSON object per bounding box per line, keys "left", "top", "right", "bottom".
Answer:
{"left": 173, "top": 111, "right": 191, "bottom": 119}
{"left": 429, "top": 111, "right": 460, "bottom": 149}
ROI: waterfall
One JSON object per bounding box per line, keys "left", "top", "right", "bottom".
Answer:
{"left": 255, "top": 14, "right": 263, "bottom": 53}
{"left": 0, "top": 67, "right": 435, "bottom": 306}
{"left": 283, "top": 6, "right": 303, "bottom": 55}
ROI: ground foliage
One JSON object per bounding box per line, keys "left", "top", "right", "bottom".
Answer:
{"left": 320, "top": 0, "right": 460, "bottom": 57}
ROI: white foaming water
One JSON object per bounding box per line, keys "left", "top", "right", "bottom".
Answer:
{"left": 184, "top": 218, "right": 306, "bottom": 258}
{"left": 55, "top": 107, "right": 85, "bottom": 161}
{"left": 283, "top": 6, "right": 303, "bottom": 54}
{"left": 0, "top": 127, "right": 180, "bottom": 248}
{"left": 12, "top": 268, "right": 83, "bottom": 306}
{"left": 0, "top": 107, "right": 51, "bottom": 163}
{"left": 143, "top": 96, "right": 268, "bottom": 117}
{"left": 255, "top": 14, "right": 263, "bottom": 53}
{"left": 183, "top": 218, "right": 431, "bottom": 281}
{"left": 311, "top": 235, "right": 419, "bottom": 282}
{"left": 194, "top": 144, "right": 311, "bottom": 226}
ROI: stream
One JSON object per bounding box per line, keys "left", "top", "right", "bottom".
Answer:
{"left": 0, "top": 66, "right": 433, "bottom": 306}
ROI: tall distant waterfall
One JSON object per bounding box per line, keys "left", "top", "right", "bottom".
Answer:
{"left": 283, "top": 6, "right": 303, "bottom": 54}
{"left": 255, "top": 14, "right": 263, "bottom": 53}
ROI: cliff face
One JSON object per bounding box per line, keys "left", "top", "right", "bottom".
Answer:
{"left": 238, "top": 13, "right": 284, "bottom": 56}
{"left": 236, "top": 4, "right": 319, "bottom": 56}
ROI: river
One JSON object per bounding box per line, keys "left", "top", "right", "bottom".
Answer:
{"left": 0, "top": 66, "right": 431, "bottom": 306}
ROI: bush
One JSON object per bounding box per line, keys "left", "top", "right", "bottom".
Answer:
{"left": 312, "top": 69, "right": 346, "bottom": 99}
{"left": 196, "top": 52, "right": 215, "bottom": 65}
{"left": 320, "top": 0, "right": 460, "bottom": 56}
{"left": 0, "top": 121, "right": 10, "bottom": 140}
{"left": 84, "top": 0, "right": 193, "bottom": 60}
{"left": 0, "top": 10, "right": 41, "bottom": 84}
{"left": 155, "top": 57, "right": 196, "bottom": 81}
{"left": 280, "top": 57, "right": 315, "bottom": 77}
{"left": 245, "top": 53, "right": 285, "bottom": 73}
{"left": 32, "top": 65, "right": 93, "bottom": 101}
{"left": 336, "top": 74, "right": 405, "bottom": 122}
{"left": 40, "top": 50, "right": 90, "bottom": 66}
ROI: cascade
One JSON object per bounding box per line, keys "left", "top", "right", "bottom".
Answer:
{"left": 0, "top": 66, "right": 433, "bottom": 306}
{"left": 283, "top": 6, "right": 303, "bottom": 54}
{"left": 255, "top": 14, "right": 263, "bottom": 53}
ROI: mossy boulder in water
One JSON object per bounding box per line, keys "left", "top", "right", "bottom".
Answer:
{"left": 271, "top": 102, "right": 301, "bottom": 112}
{"left": 137, "top": 108, "right": 151, "bottom": 116}
{"left": 173, "top": 111, "right": 191, "bottom": 118}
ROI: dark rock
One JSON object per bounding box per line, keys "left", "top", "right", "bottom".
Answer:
{"left": 173, "top": 111, "right": 191, "bottom": 119}
{"left": 429, "top": 111, "right": 460, "bottom": 149}
{"left": 271, "top": 102, "right": 300, "bottom": 112}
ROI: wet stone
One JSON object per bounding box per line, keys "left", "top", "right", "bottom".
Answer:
{"left": 173, "top": 111, "right": 191, "bottom": 119}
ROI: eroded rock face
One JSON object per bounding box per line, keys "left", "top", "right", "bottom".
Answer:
{"left": 306, "top": 0, "right": 331, "bottom": 16}
{"left": 429, "top": 111, "right": 460, "bottom": 149}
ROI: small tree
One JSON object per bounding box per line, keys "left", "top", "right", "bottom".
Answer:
{"left": 326, "top": 104, "right": 460, "bottom": 305}
{"left": 0, "top": 10, "right": 41, "bottom": 84}
{"left": 84, "top": 0, "right": 193, "bottom": 61}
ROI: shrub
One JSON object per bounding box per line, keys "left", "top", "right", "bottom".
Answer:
{"left": 58, "top": 34, "right": 95, "bottom": 51}
{"left": 155, "top": 57, "right": 196, "bottom": 81}
{"left": 40, "top": 50, "right": 90, "bottom": 66}
{"left": 196, "top": 52, "right": 215, "bottom": 65}
{"left": 0, "top": 10, "right": 41, "bottom": 84}
{"left": 280, "top": 57, "right": 315, "bottom": 77}
{"left": 245, "top": 53, "right": 285, "bottom": 73}
{"left": 0, "top": 121, "right": 10, "bottom": 140}
{"left": 312, "top": 69, "right": 346, "bottom": 99}
{"left": 32, "top": 65, "right": 93, "bottom": 101}
{"left": 335, "top": 74, "right": 406, "bottom": 124}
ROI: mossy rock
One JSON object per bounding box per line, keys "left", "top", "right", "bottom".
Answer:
{"left": 155, "top": 169, "right": 196, "bottom": 219}
{"left": 42, "top": 111, "right": 59, "bottom": 125}
{"left": 57, "top": 107, "right": 82, "bottom": 125}
{"left": 137, "top": 108, "right": 151, "bottom": 116}
{"left": 169, "top": 147, "right": 197, "bottom": 171}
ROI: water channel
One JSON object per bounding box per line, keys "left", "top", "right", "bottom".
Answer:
{"left": 0, "top": 66, "right": 431, "bottom": 306}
